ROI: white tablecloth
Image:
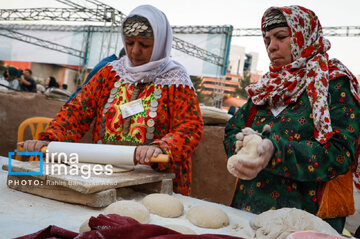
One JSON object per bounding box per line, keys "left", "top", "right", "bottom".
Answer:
{"left": 0, "top": 156, "right": 256, "bottom": 238}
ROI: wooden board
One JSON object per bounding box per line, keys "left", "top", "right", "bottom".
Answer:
{"left": 3, "top": 159, "right": 175, "bottom": 194}
{"left": 7, "top": 175, "right": 116, "bottom": 207}
{"left": 200, "top": 106, "right": 230, "bottom": 125}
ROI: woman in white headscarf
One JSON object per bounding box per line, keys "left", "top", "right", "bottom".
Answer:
{"left": 22, "top": 5, "right": 204, "bottom": 196}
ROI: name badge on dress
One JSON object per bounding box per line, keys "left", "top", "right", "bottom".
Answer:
{"left": 120, "top": 99, "right": 144, "bottom": 118}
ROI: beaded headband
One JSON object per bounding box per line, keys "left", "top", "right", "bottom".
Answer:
{"left": 263, "top": 10, "right": 288, "bottom": 32}
{"left": 123, "top": 15, "right": 154, "bottom": 37}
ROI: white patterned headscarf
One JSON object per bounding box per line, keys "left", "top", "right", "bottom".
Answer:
{"left": 109, "top": 5, "right": 194, "bottom": 90}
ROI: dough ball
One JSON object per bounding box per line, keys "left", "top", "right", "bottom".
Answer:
{"left": 252, "top": 208, "right": 339, "bottom": 239}
{"left": 240, "top": 134, "right": 262, "bottom": 160}
{"left": 186, "top": 205, "right": 229, "bottom": 229}
{"left": 227, "top": 134, "right": 262, "bottom": 177}
{"left": 142, "top": 193, "right": 184, "bottom": 218}
{"left": 227, "top": 154, "right": 240, "bottom": 177}
{"left": 164, "top": 224, "right": 196, "bottom": 235}
{"left": 242, "top": 127, "right": 259, "bottom": 136}
{"left": 104, "top": 200, "right": 150, "bottom": 223}
{"left": 79, "top": 219, "right": 91, "bottom": 233}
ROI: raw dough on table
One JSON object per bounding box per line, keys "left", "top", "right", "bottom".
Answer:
{"left": 227, "top": 134, "right": 262, "bottom": 177}
{"left": 79, "top": 218, "right": 91, "bottom": 233}
{"left": 186, "top": 205, "right": 229, "bottom": 229}
{"left": 252, "top": 208, "right": 339, "bottom": 239}
{"left": 142, "top": 193, "right": 184, "bottom": 218}
{"left": 229, "top": 221, "right": 255, "bottom": 239}
{"left": 104, "top": 200, "right": 150, "bottom": 223}
{"left": 164, "top": 224, "right": 196, "bottom": 235}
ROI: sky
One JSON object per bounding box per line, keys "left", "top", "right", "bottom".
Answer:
{"left": 2, "top": 0, "right": 360, "bottom": 75}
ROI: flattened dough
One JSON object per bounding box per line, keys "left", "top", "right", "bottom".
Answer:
{"left": 252, "top": 208, "right": 339, "bottom": 239}
{"left": 164, "top": 224, "right": 196, "bottom": 235}
{"left": 142, "top": 193, "right": 184, "bottom": 218}
{"left": 104, "top": 200, "right": 150, "bottom": 223}
{"left": 186, "top": 205, "right": 229, "bottom": 229}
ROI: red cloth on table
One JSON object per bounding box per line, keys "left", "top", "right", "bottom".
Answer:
{"left": 16, "top": 214, "right": 243, "bottom": 239}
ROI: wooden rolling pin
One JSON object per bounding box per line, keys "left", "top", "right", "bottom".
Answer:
{"left": 38, "top": 142, "right": 169, "bottom": 166}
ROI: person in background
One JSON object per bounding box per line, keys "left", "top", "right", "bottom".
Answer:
{"left": 66, "top": 48, "right": 127, "bottom": 103}
{"left": 46, "top": 76, "right": 59, "bottom": 89}
{"left": 57, "top": 83, "right": 72, "bottom": 97}
{"left": 20, "top": 69, "right": 36, "bottom": 92}
{"left": 61, "top": 84, "right": 71, "bottom": 94}
{"left": 227, "top": 106, "right": 236, "bottom": 116}
{"left": 7, "top": 67, "right": 21, "bottom": 91}
{"left": 224, "top": 5, "right": 360, "bottom": 233}
{"left": 0, "top": 70, "right": 9, "bottom": 90}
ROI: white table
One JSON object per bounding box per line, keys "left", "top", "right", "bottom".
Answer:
{"left": 0, "top": 156, "right": 256, "bottom": 238}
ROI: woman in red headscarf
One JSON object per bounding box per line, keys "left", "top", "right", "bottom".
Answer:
{"left": 224, "top": 5, "right": 360, "bottom": 233}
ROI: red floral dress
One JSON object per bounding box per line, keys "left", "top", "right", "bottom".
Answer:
{"left": 39, "top": 64, "right": 204, "bottom": 195}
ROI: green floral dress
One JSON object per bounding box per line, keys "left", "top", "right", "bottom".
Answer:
{"left": 224, "top": 76, "right": 360, "bottom": 231}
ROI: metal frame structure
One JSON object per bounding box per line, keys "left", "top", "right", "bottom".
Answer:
{"left": 0, "top": 8, "right": 120, "bottom": 24}
{"left": 0, "top": 27, "right": 85, "bottom": 58}
{"left": 172, "top": 36, "right": 224, "bottom": 66}
{"left": 13, "top": 3, "right": 359, "bottom": 107}
{"left": 172, "top": 25, "right": 232, "bottom": 34}
{"left": 0, "top": 0, "right": 230, "bottom": 107}
{"left": 0, "top": 22, "right": 232, "bottom": 107}
{"left": 232, "top": 26, "right": 360, "bottom": 37}
{"left": 0, "top": 23, "right": 227, "bottom": 67}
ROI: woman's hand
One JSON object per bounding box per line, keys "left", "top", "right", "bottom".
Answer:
{"left": 232, "top": 139, "right": 274, "bottom": 180}
{"left": 18, "top": 140, "right": 49, "bottom": 152}
{"left": 135, "top": 145, "right": 162, "bottom": 164}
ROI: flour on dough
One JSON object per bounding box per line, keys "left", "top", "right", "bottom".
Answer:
{"left": 229, "top": 221, "right": 255, "bottom": 239}
{"left": 104, "top": 200, "right": 150, "bottom": 223}
{"left": 186, "top": 205, "right": 229, "bottom": 229}
{"left": 142, "top": 193, "right": 184, "bottom": 218}
{"left": 252, "top": 208, "right": 339, "bottom": 239}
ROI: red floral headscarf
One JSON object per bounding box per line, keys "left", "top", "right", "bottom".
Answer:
{"left": 246, "top": 5, "right": 360, "bottom": 144}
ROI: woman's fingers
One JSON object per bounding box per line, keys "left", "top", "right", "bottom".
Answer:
{"left": 21, "top": 140, "right": 49, "bottom": 152}
{"left": 233, "top": 157, "right": 266, "bottom": 180}
{"left": 153, "top": 148, "right": 161, "bottom": 157}
{"left": 35, "top": 141, "right": 49, "bottom": 152}
{"left": 257, "top": 139, "right": 274, "bottom": 156}
{"left": 138, "top": 147, "right": 148, "bottom": 164}
{"left": 233, "top": 163, "right": 255, "bottom": 180}
{"left": 135, "top": 146, "right": 162, "bottom": 164}
{"left": 25, "top": 140, "right": 36, "bottom": 152}
{"left": 144, "top": 147, "right": 155, "bottom": 163}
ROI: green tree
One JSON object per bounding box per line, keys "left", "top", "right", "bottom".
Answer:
{"left": 0, "top": 61, "right": 6, "bottom": 73}
{"left": 236, "top": 72, "right": 251, "bottom": 99}
{"left": 190, "top": 75, "right": 211, "bottom": 104}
